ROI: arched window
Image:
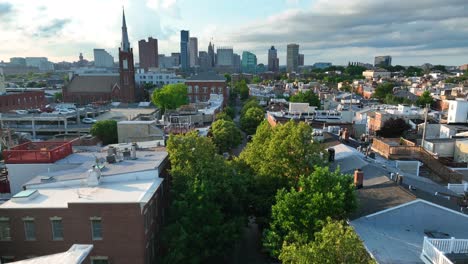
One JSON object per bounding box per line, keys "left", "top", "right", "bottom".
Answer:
{"left": 187, "top": 85, "right": 193, "bottom": 93}
{"left": 195, "top": 85, "right": 199, "bottom": 93}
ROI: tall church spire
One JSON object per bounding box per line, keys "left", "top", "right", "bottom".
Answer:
{"left": 121, "top": 8, "right": 130, "bottom": 52}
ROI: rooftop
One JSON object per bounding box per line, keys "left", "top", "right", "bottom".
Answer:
{"left": 9, "top": 244, "right": 92, "bottom": 264}
{"left": 186, "top": 72, "right": 226, "bottom": 81}
{"left": 351, "top": 200, "right": 468, "bottom": 264}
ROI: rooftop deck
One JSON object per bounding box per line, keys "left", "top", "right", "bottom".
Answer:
{"left": 2, "top": 141, "right": 73, "bottom": 164}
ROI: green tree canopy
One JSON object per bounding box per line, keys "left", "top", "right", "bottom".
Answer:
{"left": 54, "top": 92, "right": 62, "bottom": 102}
{"left": 241, "top": 99, "right": 260, "bottom": 116}
{"left": 416, "top": 91, "right": 434, "bottom": 107}
{"left": 210, "top": 119, "right": 242, "bottom": 153}
{"left": 289, "top": 90, "right": 321, "bottom": 108}
{"left": 215, "top": 112, "right": 233, "bottom": 121}
{"left": 279, "top": 218, "right": 375, "bottom": 264}
{"left": 162, "top": 132, "right": 247, "bottom": 263}
{"left": 240, "top": 107, "right": 264, "bottom": 135}
{"left": 373, "top": 82, "right": 394, "bottom": 100}
{"left": 431, "top": 65, "right": 447, "bottom": 73}
{"left": 376, "top": 118, "right": 411, "bottom": 138}
{"left": 151, "top": 83, "right": 188, "bottom": 112}
{"left": 224, "top": 73, "right": 231, "bottom": 83}
{"left": 263, "top": 167, "right": 357, "bottom": 257}
{"left": 90, "top": 120, "right": 118, "bottom": 145}
{"left": 404, "top": 66, "right": 423, "bottom": 77}
{"left": 238, "top": 121, "right": 326, "bottom": 222}
{"left": 234, "top": 80, "right": 249, "bottom": 100}
{"left": 223, "top": 106, "right": 236, "bottom": 119}
{"left": 344, "top": 65, "right": 367, "bottom": 76}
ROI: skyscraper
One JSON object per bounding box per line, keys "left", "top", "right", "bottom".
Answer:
{"left": 216, "top": 47, "right": 233, "bottom": 66}
{"left": 298, "top": 54, "right": 304, "bottom": 66}
{"left": 189, "top": 37, "right": 198, "bottom": 67}
{"left": 374, "top": 56, "right": 392, "bottom": 67}
{"left": 268, "top": 46, "right": 279, "bottom": 72}
{"left": 94, "top": 49, "right": 114, "bottom": 68}
{"left": 119, "top": 8, "right": 137, "bottom": 102}
{"left": 241, "top": 51, "right": 257, "bottom": 74}
{"left": 208, "top": 41, "right": 215, "bottom": 67}
{"left": 232, "top": 53, "right": 241, "bottom": 73}
{"left": 287, "top": 44, "right": 299, "bottom": 73}
{"left": 138, "top": 37, "right": 158, "bottom": 70}
{"left": 180, "top": 30, "right": 190, "bottom": 71}
{"left": 198, "top": 51, "right": 210, "bottom": 71}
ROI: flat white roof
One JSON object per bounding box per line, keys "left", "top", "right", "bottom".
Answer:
{"left": 351, "top": 199, "right": 468, "bottom": 264}
{"left": 1, "top": 172, "right": 163, "bottom": 209}
{"left": 9, "top": 244, "right": 93, "bottom": 264}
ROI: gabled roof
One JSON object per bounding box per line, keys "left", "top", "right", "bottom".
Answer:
{"left": 67, "top": 75, "right": 120, "bottom": 93}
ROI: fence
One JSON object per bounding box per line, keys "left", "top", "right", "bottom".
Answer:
{"left": 421, "top": 237, "right": 468, "bottom": 264}
{"left": 2, "top": 141, "right": 73, "bottom": 164}
{"left": 372, "top": 138, "right": 464, "bottom": 183}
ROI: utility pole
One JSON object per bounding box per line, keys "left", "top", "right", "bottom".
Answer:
{"left": 421, "top": 103, "right": 429, "bottom": 147}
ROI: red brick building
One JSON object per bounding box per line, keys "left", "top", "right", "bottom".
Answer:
{"left": 0, "top": 91, "right": 45, "bottom": 112}
{"left": 0, "top": 145, "right": 169, "bottom": 264}
{"left": 185, "top": 72, "right": 227, "bottom": 105}
{"left": 138, "top": 38, "right": 159, "bottom": 70}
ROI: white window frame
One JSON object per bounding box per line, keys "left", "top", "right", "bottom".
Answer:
{"left": 90, "top": 217, "right": 103, "bottom": 241}
{"left": 50, "top": 217, "right": 64, "bottom": 241}
{"left": 23, "top": 217, "right": 35, "bottom": 241}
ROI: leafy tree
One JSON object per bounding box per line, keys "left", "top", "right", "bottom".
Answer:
{"left": 263, "top": 167, "right": 357, "bottom": 257}
{"left": 279, "top": 218, "right": 375, "bottom": 264}
{"left": 431, "top": 65, "right": 447, "bottom": 73}
{"left": 240, "top": 99, "right": 260, "bottom": 116}
{"left": 162, "top": 132, "right": 247, "bottom": 263}
{"left": 224, "top": 73, "right": 231, "bottom": 83}
{"left": 239, "top": 121, "right": 326, "bottom": 222}
{"left": 383, "top": 94, "right": 413, "bottom": 105}
{"left": 416, "top": 91, "right": 434, "bottom": 107}
{"left": 143, "top": 82, "right": 157, "bottom": 90}
{"left": 252, "top": 76, "right": 262, "bottom": 84}
{"left": 210, "top": 119, "right": 242, "bottom": 153}
{"left": 54, "top": 92, "right": 62, "bottom": 102}
{"left": 90, "top": 120, "right": 118, "bottom": 145}
{"left": 376, "top": 118, "right": 411, "bottom": 138}
{"left": 373, "top": 82, "right": 394, "bottom": 100}
{"left": 238, "top": 80, "right": 249, "bottom": 100}
{"left": 151, "top": 83, "right": 188, "bottom": 112}
{"left": 340, "top": 84, "right": 352, "bottom": 92}
{"left": 344, "top": 65, "right": 367, "bottom": 76}
{"left": 289, "top": 90, "right": 321, "bottom": 108}
{"left": 215, "top": 112, "right": 233, "bottom": 121}
{"left": 240, "top": 107, "right": 264, "bottom": 135}
{"left": 404, "top": 66, "right": 423, "bottom": 77}
{"left": 26, "top": 81, "right": 37, "bottom": 88}
{"left": 223, "top": 106, "right": 236, "bottom": 119}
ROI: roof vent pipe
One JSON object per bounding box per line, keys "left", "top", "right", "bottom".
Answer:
{"left": 131, "top": 143, "right": 137, "bottom": 160}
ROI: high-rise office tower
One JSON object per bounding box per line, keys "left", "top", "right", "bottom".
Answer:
{"left": 241, "top": 51, "right": 257, "bottom": 74}
{"left": 138, "top": 37, "right": 158, "bottom": 70}
{"left": 232, "top": 53, "right": 241, "bottom": 73}
{"left": 374, "top": 56, "right": 392, "bottom": 67}
{"left": 94, "top": 49, "right": 114, "bottom": 68}
{"left": 216, "top": 47, "right": 233, "bottom": 66}
{"left": 198, "top": 51, "right": 210, "bottom": 71}
{"left": 208, "top": 41, "right": 215, "bottom": 67}
{"left": 298, "top": 54, "right": 304, "bottom": 66}
{"left": 287, "top": 43, "right": 299, "bottom": 73}
{"left": 189, "top": 37, "right": 198, "bottom": 67}
{"left": 180, "top": 30, "right": 190, "bottom": 71}
{"left": 268, "top": 46, "right": 279, "bottom": 72}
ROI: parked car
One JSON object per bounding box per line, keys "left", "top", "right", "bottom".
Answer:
{"left": 57, "top": 109, "right": 75, "bottom": 115}
{"left": 82, "top": 118, "right": 97, "bottom": 124}
{"left": 15, "top": 110, "right": 28, "bottom": 115}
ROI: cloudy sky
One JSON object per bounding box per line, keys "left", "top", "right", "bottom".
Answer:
{"left": 1, "top": 0, "right": 468, "bottom": 66}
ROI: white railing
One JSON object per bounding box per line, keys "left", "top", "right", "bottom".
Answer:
{"left": 421, "top": 237, "right": 468, "bottom": 264}
{"left": 447, "top": 183, "right": 468, "bottom": 195}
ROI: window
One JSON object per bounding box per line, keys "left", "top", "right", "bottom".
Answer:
{"left": 0, "top": 256, "right": 15, "bottom": 263}
{"left": 91, "top": 256, "right": 108, "bottom": 264}
{"left": 51, "top": 218, "right": 64, "bottom": 241}
{"left": 0, "top": 217, "right": 11, "bottom": 241}
{"left": 187, "top": 86, "right": 192, "bottom": 93}
{"left": 23, "top": 218, "right": 35, "bottom": 241}
{"left": 90, "top": 217, "right": 102, "bottom": 240}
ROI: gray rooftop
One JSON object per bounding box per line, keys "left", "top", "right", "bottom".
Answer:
{"left": 351, "top": 200, "right": 468, "bottom": 264}
{"left": 186, "top": 72, "right": 226, "bottom": 81}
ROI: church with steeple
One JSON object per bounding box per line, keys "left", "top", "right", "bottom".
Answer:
{"left": 62, "top": 9, "right": 139, "bottom": 104}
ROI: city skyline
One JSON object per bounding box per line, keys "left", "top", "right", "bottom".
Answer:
{"left": 1, "top": 0, "right": 468, "bottom": 66}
